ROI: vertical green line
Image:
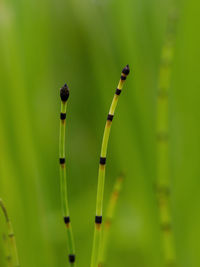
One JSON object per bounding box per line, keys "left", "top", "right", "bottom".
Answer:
{"left": 0, "top": 199, "right": 20, "bottom": 267}
{"left": 90, "top": 65, "right": 130, "bottom": 267}
{"left": 59, "top": 84, "right": 76, "bottom": 266}
{"left": 98, "top": 175, "right": 124, "bottom": 267}
{"left": 156, "top": 2, "right": 178, "bottom": 266}
{"left": 2, "top": 233, "right": 12, "bottom": 267}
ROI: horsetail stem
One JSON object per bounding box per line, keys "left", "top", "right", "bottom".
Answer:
{"left": 90, "top": 65, "right": 130, "bottom": 267}
{"left": 98, "top": 174, "right": 124, "bottom": 267}
{"left": 0, "top": 199, "right": 20, "bottom": 267}
{"left": 156, "top": 3, "right": 178, "bottom": 266}
{"left": 2, "top": 234, "right": 12, "bottom": 267}
{"left": 59, "top": 84, "right": 76, "bottom": 266}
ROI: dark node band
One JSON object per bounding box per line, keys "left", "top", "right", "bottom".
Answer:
{"left": 161, "top": 222, "right": 171, "bottom": 232}
{"left": 121, "top": 75, "right": 126, "bottom": 80}
{"left": 8, "top": 233, "right": 14, "bottom": 238}
{"left": 64, "top": 216, "right": 70, "bottom": 224}
{"left": 156, "top": 185, "right": 170, "bottom": 196}
{"left": 6, "top": 255, "right": 11, "bottom": 261}
{"left": 69, "top": 254, "right": 75, "bottom": 263}
{"left": 60, "top": 113, "right": 66, "bottom": 120}
{"left": 166, "top": 260, "right": 176, "bottom": 267}
{"left": 158, "top": 90, "right": 168, "bottom": 98}
{"left": 100, "top": 157, "right": 106, "bottom": 165}
{"left": 59, "top": 158, "right": 65, "bottom": 164}
{"left": 122, "top": 65, "right": 130, "bottom": 75}
{"left": 95, "top": 216, "right": 102, "bottom": 224}
{"left": 161, "top": 58, "right": 171, "bottom": 68}
{"left": 107, "top": 114, "right": 114, "bottom": 121}
{"left": 60, "top": 83, "right": 70, "bottom": 102}
{"left": 157, "top": 132, "right": 169, "bottom": 142}
{"left": 115, "top": 88, "right": 121, "bottom": 95}
{"left": 8, "top": 233, "right": 15, "bottom": 237}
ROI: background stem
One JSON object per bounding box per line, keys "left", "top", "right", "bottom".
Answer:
{"left": 0, "top": 199, "right": 20, "bottom": 267}
{"left": 156, "top": 1, "right": 179, "bottom": 265}
{"left": 98, "top": 175, "right": 124, "bottom": 267}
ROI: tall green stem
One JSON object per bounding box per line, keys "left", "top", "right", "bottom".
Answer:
{"left": 90, "top": 65, "right": 130, "bottom": 267}
{"left": 0, "top": 199, "right": 20, "bottom": 267}
{"left": 98, "top": 175, "right": 124, "bottom": 267}
{"left": 156, "top": 2, "right": 178, "bottom": 266}
{"left": 2, "top": 233, "right": 12, "bottom": 267}
{"left": 59, "top": 84, "right": 76, "bottom": 266}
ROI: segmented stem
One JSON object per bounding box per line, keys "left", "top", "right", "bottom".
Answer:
{"left": 90, "top": 65, "right": 130, "bottom": 267}
{"left": 0, "top": 199, "right": 20, "bottom": 267}
{"left": 98, "top": 175, "right": 124, "bottom": 267}
{"left": 156, "top": 3, "right": 178, "bottom": 266}
{"left": 2, "top": 234, "right": 12, "bottom": 267}
{"left": 59, "top": 84, "right": 76, "bottom": 266}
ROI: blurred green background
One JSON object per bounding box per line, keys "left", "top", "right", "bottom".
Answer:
{"left": 0, "top": 0, "right": 199, "bottom": 266}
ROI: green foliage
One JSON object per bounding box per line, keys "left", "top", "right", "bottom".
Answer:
{"left": 0, "top": 0, "right": 199, "bottom": 266}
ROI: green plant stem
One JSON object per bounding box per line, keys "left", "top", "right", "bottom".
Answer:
{"left": 2, "top": 234, "right": 12, "bottom": 267}
{"left": 59, "top": 84, "right": 76, "bottom": 266}
{"left": 90, "top": 65, "right": 130, "bottom": 267}
{"left": 0, "top": 199, "right": 20, "bottom": 267}
{"left": 156, "top": 2, "right": 178, "bottom": 266}
{"left": 98, "top": 175, "right": 124, "bottom": 267}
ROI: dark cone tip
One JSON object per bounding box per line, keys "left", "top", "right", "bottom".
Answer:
{"left": 122, "top": 64, "right": 130, "bottom": 75}
{"left": 60, "top": 83, "right": 69, "bottom": 102}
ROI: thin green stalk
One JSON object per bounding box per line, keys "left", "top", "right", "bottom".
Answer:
{"left": 2, "top": 234, "right": 12, "bottom": 267}
{"left": 90, "top": 65, "right": 130, "bottom": 267}
{"left": 0, "top": 199, "right": 20, "bottom": 267}
{"left": 98, "top": 175, "right": 124, "bottom": 267}
{"left": 59, "top": 84, "right": 76, "bottom": 266}
{"left": 156, "top": 2, "right": 178, "bottom": 266}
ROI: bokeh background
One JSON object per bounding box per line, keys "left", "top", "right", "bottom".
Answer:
{"left": 0, "top": 0, "right": 199, "bottom": 266}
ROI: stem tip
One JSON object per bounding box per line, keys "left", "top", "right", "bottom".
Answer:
{"left": 60, "top": 83, "right": 70, "bottom": 102}
{"left": 122, "top": 65, "right": 130, "bottom": 76}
